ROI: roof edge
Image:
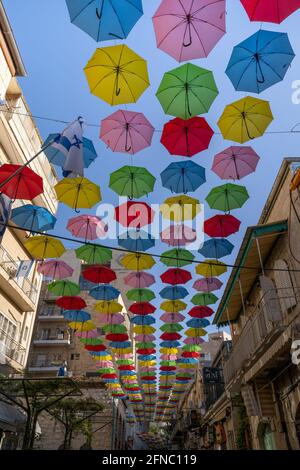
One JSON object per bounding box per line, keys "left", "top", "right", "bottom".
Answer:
{"left": 0, "top": 1, "right": 26, "bottom": 76}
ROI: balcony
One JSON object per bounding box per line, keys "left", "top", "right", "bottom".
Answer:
{"left": 38, "top": 311, "right": 65, "bottom": 322}
{"left": 33, "top": 333, "right": 71, "bottom": 347}
{"left": 0, "top": 245, "right": 38, "bottom": 311}
{"left": 0, "top": 328, "right": 26, "bottom": 368}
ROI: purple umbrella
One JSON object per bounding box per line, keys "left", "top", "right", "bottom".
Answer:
{"left": 183, "top": 337, "right": 205, "bottom": 345}
{"left": 193, "top": 277, "right": 223, "bottom": 292}
{"left": 160, "top": 312, "right": 185, "bottom": 323}
{"left": 212, "top": 146, "right": 260, "bottom": 180}
{"left": 97, "top": 313, "right": 125, "bottom": 325}
{"left": 153, "top": 0, "right": 226, "bottom": 62}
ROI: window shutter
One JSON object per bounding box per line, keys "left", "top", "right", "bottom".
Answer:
{"left": 274, "top": 259, "right": 296, "bottom": 312}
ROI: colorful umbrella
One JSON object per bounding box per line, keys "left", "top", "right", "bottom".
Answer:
{"left": 185, "top": 328, "right": 207, "bottom": 337}
{"left": 118, "top": 229, "right": 155, "bottom": 252}
{"left": 160, "top": 225, "right": 197, "bottom": 246}
{"left": 84, "top": 45, "right": 150, "bottom": 105}
{"left": 160, "top": 312, "right": 185, "bottom": 323}
{"left": 67, "top": 215, "right": 107, "bottom": 240}
{"left": 199, "top": 239, "right": 234, "bottom": 259}
{"left": 115, "top": 201, "right": 155, "bottom": 227}
{"left": 129, "top": 302, "right": 156, "bottom": 315}
{"left": 66, "top": 0, "right": 143, "bottom": 41}
{"left": 159, "top": 286, "right": 189, "bottom": 300}
{"left": 55, "top": 177, "right": 101, "bottom": 212}
{"left": 191, "top": 293, "right": 218, "bottom": 306}
{"left": 100, "top": 109, "right": 154, "bottom": 154}
{"left": 37, "top": 260, "right": 73, "bottom": 280}
{"left": 133, "top": 326, "right": 156, "bottom": 335}
{"left": 44, "top": 133, "right": 97, "bottom": 171}
{"left": 75, "top": 329, "right": 99, "bottom": 339}
{"left": 25, "top": 236, "right": 65, "bottom": 259}
{"left": 0, "top": 164, "right": 43, "bottom": 200}
{"left": 226, "top": 30, "right": 295, "bottom": 94}
{"left": 89, "top": 285, "right": 120, "bottom": 301}
{"left": 82, "top": 265, "right": 116, "bottom": 283}
{"left": 161, "top": 117, "right": 214, "bottom": 157}
{"left": 109, "top": 166, "right": 156, "bottom": 199}
{"left": 126, "top": 288, "right": 155, "bottom": 302}
{"left": 160, "top": 323, "right": 183, "bottom": 333}
{"left": 196, "top": 259, "right": 227, "bottom": 277}
{"left": 135, "top": 334, "right": 156, "bottom": 342}
{"left": 11, "top": 205, "right": 56, "bottom": 233}
{"left": 160, "top": 332, "right": 181, "bottom": 341}
{"left": 98, "top": 313, "right": 124, "bottom": 325}
{"left": 157, "top": 63, "right": 218, "bottom": 119}
{"left": 161, "top": 268, "right": 192, "bottom": 285}
{"left": 63, "top": 310, "right": 91, "bottom": 322}
{"left": 103, "top": 324, "right": 127, "bottom": 334}
{"left": 93, "top": 301, "right": 123, "bottom": 313}
{"left": 56, "top": 296, "right": 87, "bottom": 310}
{"left": 206, "top": 183, "right": 249, "bottom": 212}
{"left": 160, "top": 248, "right": 194, "bottom": 268}
{"left": 183, "top": 337, "right": 204, "bottom": 345}
{"left": 193, "top": 277, "right": 223, "bottom": 292}
{"left": 75, "top": 244, "right": 112, "bottom": 265}
{"left": 161, "top": 161, "right": 206, "bottom": 194}
{"left": 131, "top": 316, "right": 156, "bottom": 326}
{"left": 240, "top": 0, "right": 300, "bottom": 24}
{"left": 120, "top": 253, "right": 155, "bottom": 270}
{"left": 188, "top": 306, "right": 214, "bottom": 318}
{"left": 124, "top": 271, "right": 155, "bottom": 288}
{"left": 69, "top": 320, "right": 96, "bottom": 331}
{"left": 212, "top": 146, "right": 260, "bottom": 180}
{"left": 204, "top": 214, "right": 241, "bottom": 237}
{"left": 160, "top": 300, "right": 187, "bottom": 312}
{"left": 218, "top": 96, "right": 273, "bottom": 143}
{"left": 80, "top": 337, "right": 103, "bottom": 346}
{"left": 160, "top": 195, "right": 200, "bottom": 222}
{"left": 186, "top": 318, "right": 210, "bottom": 328}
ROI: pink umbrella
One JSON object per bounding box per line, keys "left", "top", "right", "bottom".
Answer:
{"left": 67, "top": 214, "right": 107, "bottom": 240}
{"left": 75, "top": 329, "right": 99, "bottom": 338}
{"left": 97, "top": 313, "right": 125, "bottom": 325}
{"left": 100, "top": 110, "right": 154, "bottom": 155}
{"left": 116, "top": 354, "right": 133, "bottom": 359}
{"left": 135, "top": 334, "right": 156, "bottom": 342}
{"left": 160, "top": 312, "right": 185, "bottom": 323}
{"left": 124, "top": 271, "right": 156, "bottom": 288}
{"left": 97, "top": 361, "right": 114, "bottom": 368}
{"left": 212, "top": 146, "right": 260, "bottom": 180}
{"left": 160, "top": 354, "right": 177, "bottom": 360}
{"left": 37, "top": 260, "right": 73, "bottom": 280}
{"left": 153, "top": 0, "right": 226, "bottom": 62}
{"left": 183, "top": 337, "right": 205, "bottom": 345}
{"left": 160, "top": 225, "right": 197, "bottom": 246}
{"left": 193, "top": 277, "right": 223, "bottom": 292}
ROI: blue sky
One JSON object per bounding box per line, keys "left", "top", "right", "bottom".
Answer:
{"left": 4, "top": 0, "right": 300, "bottom": 342}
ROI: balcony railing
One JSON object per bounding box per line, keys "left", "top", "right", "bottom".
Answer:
{"left": 0, "top": 328, "right": 26, "bottom": 366}
{"left": 224, "top": 287, "right": 300, "bottom": 385}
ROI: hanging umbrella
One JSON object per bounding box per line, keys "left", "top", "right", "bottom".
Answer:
{"left": 75, "top": 244, "right": 112, "bottom": 265}
{"left": 186, "top": 318, "right": 210, "bottom": 328}
{"left": 135, "top": 334, "right": 156, "bottom": 342}
{"left": 161, "top": 117, "right": 214, "bottom": 157}
{"left": 62, "top": 310, "right": 91, "bottom": 322}
{"left": 82, "top": 265, "right": 116, "bottom": 283}
{"left": 160, "top": 332, "right": 182, "bottom": 341}
{"left": 120, "top": 253, "right": 155, "bottom": 271}
{"left": 193, "top": 277, "right": 223, "bottom": 292}
{"left": 55, "top": 177, "right": 101, "bottom": 212}
{"left": 160, "top": 225, "right": 197, "bottom": 246}
{"left": 160, "top": 312, "right": 185, "bottom": 323}
{"left": 94, "top": 301, "right": 123, "bottom": 313}
{"left": 182, "top": 345, "right": 202, "bottom": 352}
{"left": 25, "top": 236, "right": 65, "bottom": 259}
{"left": 212, "top": 146, "right": 260, "bottom": 180}
{"left": 75, "top": 329, "right": 99, "bottom": 339}
{"left": 188, "top": 306, "right": 214, "bottom": 318}
{"left": 84, "top": 45, "right": 150, "bottom": 105}
{"left": 118, "top": 229, "right": 155, "bottom": 252}
{"left": 206, "top": 183, "right": 249, "bottom": 212}
{"left": 133, "top": 325, "right": 156, "bottom": 335}
{"left": 126, "top": 288, "right": 155, "bottom": 302}
{"left": 80, "top": 337, "right": 103, "bottom": 345}
{"left": 160, "top": 195, "right": 200, "bottom": 222}
{"left": 160, "top": 248, "right": 194, "bottom": 267}
{"left": 107, "top": 333, "right": 129, "bottom": 342}
{"left": 68, "top": 320, "right": 96, "bottom": 331}
{"left": 98, "top": 313, "right": 125, "bottom": 325}
{"left": 161, "top": 268, "right": 192, "bottom": 285}
{"left": 160, "top": 300, "right": 187, "bottom": 312}
{"left": 67, "top": 215, "right": 107, "bottom": 240}
{"left": 66, "top": 0, "right": 143, "bottom": 41}
{"left": 124, "top": 271, "right": 155, "bottom": 288}
{"left": 226, "top": 30, "right": 295, "bottom": 94}
{"left": 100, "top": 110, "right": 154, "bottom": 154}
{"left": 129, "top": 302, "right": 156, "bottom": 315}
{"left": 156, "top": 63, "right": 218, "bottom": 119}
{"left": 160, "top": 323, "right": 183, "bottom": 333}
{"left": 136, "top": 342, "right": 156, "bottom": 349}
{"left": 109, "top": 166, "right": 156, "bottom": 199}
{"left": 196, "top": 260, "right": 227, "bottom": 277}
{"left": 204, "top": 214, "right": 241, "bottom": 237}
{"left": 199, "top": 239, "right": 234, "bottom": 259}
{"left": 218, "top": 96, "right": 273, "bottom": 143}
{"left": 191, "top": 293, "right": 218, "bottom": 306}
{"left": 185, "top": 328, "right": 207, "bottom": 337}
{"left": 131, "top": 316, "right": 156, "bottom": 326}
{"left": 184, "top": 337, "right": 204, "bottom": 345}
{"left": 11, "top": 205, "right": 56, "bottom": 233}
{"left": 37, "top": 260, "right": 73, "bottom": 280}
{"left": 56, "top": 296, "right": 87, "bottom": 310}
{"left": 89, "top": 285, "right": 120, "bottom": 301}
{"left": 161, "top": 161, "right": 206, "bottom": 194}
{"left": 240, "top": 0, "right": 300, "bottom": 24}
{"left": 159, "top": 286, "right": 189, "bottom": 300}
{"left": 115, "top": 201, "right": 155, "bottom": 227}
{"left": 103, "top": 324, "right": 127, "bottom": 334}
{"left": 0, "top": 164, "right": 43, "bottom": 200}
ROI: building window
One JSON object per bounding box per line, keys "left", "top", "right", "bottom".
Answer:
{"left": 70, "top": 353, "right": 80, "bottom": 361}
{"left": 23, "top": 326, "right": 29, "bottom": 342}
{"left": 274, "top": 259, "right": 297, "bottom": 312}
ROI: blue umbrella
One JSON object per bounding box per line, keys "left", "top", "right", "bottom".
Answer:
{"left": 161, "top": 161, "right": 206, "bottom": 194}
{"left": 177, "top": 358, "right": 198, "bottom": 364}
{"left": 226, "top": 30, "right": 295, "bottom": 94}
{"left": 198, "top": 239, "right": 234, "bottom": 259}
{"left": 103, "top": 378, "right": 119, "bottom": 383}
{"left": 138, "top": 355, "right": 156, "bottom": 361}
{"left": 109, "top": 341, "right": 131, "bottom": 349}
{"left": 44, "top": 133, "right": 97, "bottom": 169}
{"left": 160, "top": 371, "right": 176, "bottom": 376}
{"left": 119, "top": 370, "right": 136, "bottom": 376}
{"left": 160, "top": 341, "right": 181, "bottom": 348}
{"left": 159, "top": 286, "right": 189, "bottom": 300}
{"left": 186, "top": 318, "right": 210, "bottom": 328}
{"left": 131, "top": 315, "right": 155, "bottom": 325}
{"left": 11, "top": 205, "right": 57, "bottom": 233}
{"left": 89, "top": 285, "right": 120, "bottom": 301}
{"left": 65, "top": 0, "right": 143, "bottom": 42}
{"left": 62, "top": 310, "right": 91, "bottom": 322}
{"left": 89, "top": 350, "right": 107, "bottom": 356}
{"left": 118, "top": 229, "right": 155, "bottom": 252}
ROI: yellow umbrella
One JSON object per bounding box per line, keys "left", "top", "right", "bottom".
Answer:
{"left": 68, "top": 320, "right": 96, "bottom": 331}
{"left": 160, "top": 300, "right": 187, "bottom": 312}
{"left": 160, "top": 195, "right": 201, "bottom": 222}
{"left": 133, "top": 325, "right": 156, "bottom": 335}
{"left": 160, "top": 348, "right": 178, "bottom": 355}
{"left": 84, "top": 45, "right": 150, "bottom": 105}
{"left": 196, "top": 259, "right": 227, "bottom": 277}
{"left": 106, "top": 383, "right": 121, "bottom": 389}
{"left": 218, "top": 96, "right": 273, "bottom": 144}
{"left": 111, "top": 348, "right": 132, "bottom": 355}
{"left": 139, "top": 361, "right": 156, "bottom": 367}
{"left": 185, "top": 328, "right": 207, "bottom": 337}
{"left": 92, "top": 354, "right": 112, "bottom": 361}
{"left": 94, "top": 301, "right": 123, "bottom": 314}
{"left": 178, "top": 363, "right": 196, "bottom": 369}
{"left": 25, "top": 236, "right": 65, "bottom": 259}
{"left": 120, "top": 253, "right": 155, "bottom": 271}
{"left": 55, "top": 177, "right": 101, "bottom": 212}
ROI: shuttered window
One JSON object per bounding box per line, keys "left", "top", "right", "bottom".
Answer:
{"left": 274, "top": 259, "right": 297, "bottom": 312}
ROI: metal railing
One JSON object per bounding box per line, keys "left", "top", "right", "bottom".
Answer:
{"left": 0, "top": 328, "right": 26, "bottom": 366}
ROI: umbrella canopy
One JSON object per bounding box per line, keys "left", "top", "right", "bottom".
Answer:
{"left": 206, "top": 183, "right": 249, "bottom": 212}
{"left": 226, "top": 30, "right": 295, "bottom": 94}
{"left": 100, "top": 109, "right": 154, "bottom": 154}
{"left": 103, "top": 324, "right": 127, "bottom": 334}
{"left": 161, "top": 161, "right": 206, "bottom": 194}
{"left": 186, "top": 318, "right": 210, "bottom": 328}
{"left": 218, "top": 96, "right": 273, "bottom": 143}
{"left": 98, "top": 313, "right": 125, "bottom": 325}
{"left": 133, "top": 326, "right": 156, "bottom": 335}
{"left": 48, "top": 280, "right": 80, "bottom": 297}
{"left": 56, "top": 296, "right": 87, "bottom": 310}
{"left": 212, "top": 146, "right": 260, "bottom": 180}
{"left": 25, "top": 236, "right": 65, "bottom": 259}
{"left": 199, "top": 239, "right": 234, "bottom": 259}
{"left": 124, "top": 271, "right": 155, "bottom": 288}
{"left": 115, "top": 201, "right": 155, "bottom": 227}
{"left": 135, "top": 334, "right": 156, "bottom": 342}
{"left": 188, "top": 306, "right": 214, "bottom": 318}
{"left": 120, "top": 253, "right": 155, "bottom": 270}
{"left": 63, "top": 310, "right": 91, "bottom": 322}
{"left": 184, "top": 337, "right": 205, "bottom": 345}
{"left": 240, "top": 0, "right": 300, "bottom": 24}
{"left": 196, "top": 260, "right": 227, "bottom": 277}
{"left": 82, "top": 265, "right": 116, "bottom": 283}
{"left": 118, "top": 230, "right": 155, "bottom": 252}
{"left": 126, "top": 288, "right": 155, "bottom": 302}
{"left": 44, "top": 133, "right": 97, "bottom": 170}
{"left": 67, "top": 215, "right": 107, "bottom": 240}
{"left": 159, "top": 286, "right": 189, "bottom": 300}
{"left": 89, "top": 285, "right": 120, "bottom": 301}
{"left": 69, "top": 320, "right": 96, "bottom": 331}
{"left": 161, "top": 117, "right": 214, "bottom": 157}
{"left": 160, "top": 312, "right": 185, "bottom": 323}
{"left": 160, "top": 300, "right": 187, "bottom": 312}
{"left": 81, "top": 337, "right": 103, "bottom": 346}
{"left": 191, "top": 293, "right": 218, "bottom": 306}
{"left": 66, "top": 0, "right": 143, "bottom": 41}
{"left": 131, "top": 315, "right": 156, "bottom": 326}
{"left": 55, "top": 177, "right": 101, "bottom": 211}
{"left": 160, "top": 195, "right": 200, "bottom": 222}
{"left": 204, "top": 214, "right": 241, "bottom": 237}
{"left": 94, "top": 301, "right": 123, "bottom": 313}
{"left": 160, "top": 323, "right": 183, "bottom": 333}
{"left": 185, "top": 328, "right": 207, "bottom": 337}
{"left": 193, "top": 277, "right": 223, "bottom": 292}
{"left": 160, "top": 225, "right": 197, "bottom": 246}
{"left": 0, "top": 164, "right": 43, "bottom": 200}
{"left": 37, "top": 260, "right": 73, "bottom": 280}
{"left": 156, "top": 63, "right": 218, "bottom": 119}
{"left": 109, "top": 166, "right": 155, "bottom": 199}
{"left": 129, "top": 302, "right": 156, "bottom": 315}
{"left": 153, "top": 0, "right": 225, "bottom": 60}
{"left": 160, "top": 248, "right": 194, "bottom": 267}
{"left": 84, "top": 45, "right": 150, "bottom": 105}
{"left": 160, "top": 332, "right": 182, "bottom": 341}
{"left": 75, "top": 245, "right": 112, "bottom": 265}
{"left": 11, "top": 205, "right": 56, "bottom": 233}
{"left": 161, "top": 268, "right": 192, "bottom": 285}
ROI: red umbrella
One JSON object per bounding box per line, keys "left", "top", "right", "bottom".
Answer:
{"left": 140, "top": 376, "right": 156, "bottom": 381}
{"left": 82, "top": 265, "right": 116, "bottom": 284}
{"left": 176, "top": 376, "right": 192, "bottom": 381}
{"left": 160, "top": 268, "right": 192, "bottom": 285}
{"left": 160, "top": 366, "right": 176, "bottom": 371}
{"left": 204, "top": 214, "right": 241, "bottom": 237}
{"left": 115, "top": 201, "right": 155, "bottom": 228}
{"left": 0, "top": 164, "right": 43, "bottom": 200}
{"left": 118, "top": 365, "right": 135, "bottom": 371}
{"left": 160, "top": 332, "right": 182, "bottom": 341}
{"left": 84, "top": 344, "right": 106, "bottom": 352}
{"left": 129, "top": 302, "right": 156, "bottom": 315}
{"left": 182, "top": 351, "right": 200, "bottom": 358}
{"left": 106, "top": 333, "right": 129, "bottom": 342}
{"left": 102, "top": 373, "right": 118, "bottom": 379}
{"left": 56, "top": 296, "right": 87, "bottom": 310}
{"left": 161, "top": 117, "right": 214, "bottom": 157}
{"left": 137, "top": 348, "right": 156, "bottom": 355}
{"left": 241, "top": 0, "right": 300, "bottom": 24}
{"left": 188, "top": 306, "right": 214, "bottom": 318}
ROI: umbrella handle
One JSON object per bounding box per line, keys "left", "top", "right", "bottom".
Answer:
{"left": 255, "top": 54, "right": 265, "bottom": 84}
{"left": 183, "top": 19, "right": 192, "bottom": 47}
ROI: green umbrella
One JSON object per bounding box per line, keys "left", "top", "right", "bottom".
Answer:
{"left": 136, "top": 342, "right": 156, "bottom": 349}
{"left": 116, "top": 359, "right": 133, "bottom": 365}
{"left": 160, "top": 360, "right": 177, "bottom": 366}
{"left": 160, "top": 323, "right": 183, "bottom": 333}
{"left": 176, "top": 372, "right": 193, "bottom": 378}
{"left": 109, "top": 165, "right": 156, "bottom": 199}
{"left": 206, "top": 183, "right": 249, "bottom": 213}
{"left": 156, "top": 63, "right": 218, "bottom": 120}
{"left": 182, "top": 345, "right": 201, "bottom": 352}
{"left": 102, "top": 324, "right": 127, "bottom": 334}
{"left": 48, "top": 280, "right": 80, "bottom": 296}
{"left": 191, "top": 293, "right": 218, "bottom": 306}
{"left": 80, "top": 337, "right": 103, "bottom": 345}
{"left": 160, "top": 248, "right": 195, "bottom": 267}
{"left": 75, "top": 245, "right": 112, "bottom": 264}
{"left": 98, "top": 368, "right": 115, "bottom": 374}
{"left": 126, "top": 288, "right": 155, "bottom": 302}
